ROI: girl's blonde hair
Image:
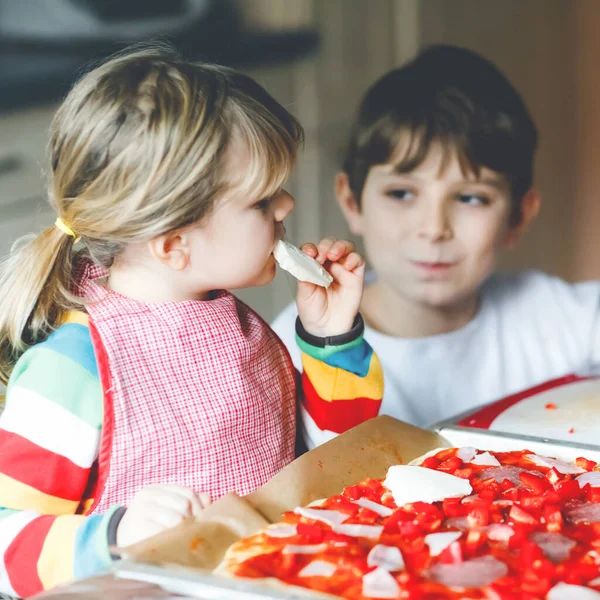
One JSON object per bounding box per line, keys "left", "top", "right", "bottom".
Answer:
{"left": 0, "top": 45, "right": 303, "bottom": 384}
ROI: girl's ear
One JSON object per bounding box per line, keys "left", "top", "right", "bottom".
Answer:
{"left": 504, "top": 188, "right": 541, "bottom": 249}
{"left": 148, "top": 230, "right": 190, "bottom": 271}
{"left": 335, "top": 172, "right": 364, "bottom": 235}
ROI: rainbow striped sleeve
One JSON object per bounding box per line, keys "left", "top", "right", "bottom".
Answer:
{"left": 0, "top": 318, "right": 123, "bottom": 597}
{"left": 296, "top": 315, "right": 384, "bottom": 449}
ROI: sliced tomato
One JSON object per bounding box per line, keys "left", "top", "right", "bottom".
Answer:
{"left": 331, "top": 497, "right": 360, "bottom": 516}
{"left": 397, "top": 520, "right": 421, "bottom": 538}
{"left": 465, "top": 528, "right": 486, "bottom": 554}
{"left": 546, "top": 467, "right": 562, "bottom": 485}
{"left": 542, "top": 504, "right": 564, "bottom": 532}
{"left": 576, "top": 457, "right": 597, "bottom": 471}
{"left": 357, "top": 507, "right": 380, "bottom": 523}
{"left": 438, "top": 456, "right": 463, "bottom": 472}
{"left": 556, "top": 478, "right": 582, "bottom": 500}
{"left": 296, "top": 522, "right": 324, "bottom": 543}
{"left": 466, "top": 500, "right": 490, "bottom": 528}
{"left": 502, "top": 486, "right": 520, "bottom": 502}
{"left": 509, "top": 505, "right": 540, "bottom": 526}
{"left": 442, "top": 497, "right": 463, "bottom": 518}
{"left": 421, "top": 456, "right": 440, "bottom": 469}
{"left": 323, "top": 531, "right": 353, "bottom": 544}
{"left": 342, "top": 484, "right": 362, "bottom": 501}
{"left": 438, "top": 540, "right": 463, "bottom": 564}
{"left": 453, "top": 466, "right": 475, "bottom": 479}
{"left": 519, "top": 471, "right": 551, "bottom": 494}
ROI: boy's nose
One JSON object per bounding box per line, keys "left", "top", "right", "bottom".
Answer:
{"left": 273, "top": 190, "right": 295, "bottom": 222}
{"left": 417, "top": 202, "right": 453, "bottom": 242}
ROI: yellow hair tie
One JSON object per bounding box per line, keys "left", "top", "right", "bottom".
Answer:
{"left": 55, "top": 218, "right": 80, "bottom": 243}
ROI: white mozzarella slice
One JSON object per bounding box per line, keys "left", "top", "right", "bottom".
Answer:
{"left": 470, "top": 452, "right": 501, "bottom": 467}
{"left": 298, "top": 560, "right": 337, "bottom": 578}
{"left": 367, "top": 545, "right": 405, "bottom": 571}
{"left": 383, "top": 465, "right": 472, "bottom": 507}
{"left": 530, "top": 532, "right": 576, "bottom": 564}
{"left": 362, "top": 567, "right": 400, "bottom": 599}
{"left": 525, "top": 454, "right": 586, "bottom": 474}
{"left": 353, "top": 498, "right": 394, "bottom": 517}
{"left": 547, "top": 582, "right": 600, "bottom": 599}
{"left": 577, "top": 471, "right": 600, "bottom": 488}
{"left": 332, "top": 524, "right": 383, "bottom": 539}
{"left": 265, "top": 524, "right": 298, "bottom": 538}
{"left": 424, "top": 531, "right": 462, "bottom": 557}
{"left": 282, "top": 543, "right": 328, "bottom": 555}
{"left": 274, "top": 240, "right": 333, "bottom": 288}
{"left": 294, "top": 507, "right": 349, "bottom": 527}
{"left": 456, "top": 447, "right": 477, "bottom": 462}
{"left": 427, "top": 556, "right": 508, "bottom": 589}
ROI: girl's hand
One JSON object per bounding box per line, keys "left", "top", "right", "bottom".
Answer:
{"left": 296, "top": 237, "right": 365, "bottom": 338}
{"left": 116, "top": 485, "right": 211, "bottom": 548}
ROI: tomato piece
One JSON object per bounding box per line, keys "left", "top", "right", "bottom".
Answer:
{"left": 563, "top": 561, "right": 599, "bottom": 585}
{"left": 576, "top": 457, "right": 597, "bottom": 471}
{"left": 546, "top": 467, "right": 561, "bottom": 485}
{"left": 438, "top": 456, "right": 463, "bottom": 472}
{"left": 421, "top": 456, "right": 440, "bottom": 469}
{"left": 343, "top": 484, "right": 362, "bottom": 501}
{"left": 442, "top": 497, "right": 463, "bottom": 517}
{"left": 454, "top": 467, "right": 475, "bottom": 479}
{"left": 509, "top": 505, "right": 540, "bottom": 526}
{"left": 520, "top": 538, "right": 543, "bottom": 564}
{"left": 323, "top": 531, "right": 354, "bottom": 544}
{"left": 296, "top": 523, "right": 324, "bottom": 543}
{"left": 520, "top": 494, "right": 545, "bottom": 510}
{"left": 556, "top": 478, "right": 582, "bottom": 500}
{"left": 588, "top": 487, "right": 600, "bottom": 503}
{"left": 382, "top": 508, "right": 414, "bottom": 533}
{"left": 466, "top": 500, "right": 490, "bottom": 527}
{"left": 331, "top": 497, "right": 360, "bottom": 516}
{"left": 520, "top": 471, "right": 551, "bottom": 494}
{"left": 502, "top": 486, "right": 519, "bottom": 502}
{"left": 542, "top": 504, "right": 564, "bottom": 532}
{"left": 438, "top": 540, "right": 463, "bottom": 564}
{"left": 357, "top": 507, "right": 380, "bottom": 523}
{"left": 465, "top": 528, "right": 485, "bottom": 554}
{"left": 397, "top": 520, "right": 421, "bottom": 538}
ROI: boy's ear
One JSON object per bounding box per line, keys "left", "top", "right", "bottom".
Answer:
{"left": 335, "top": 172, "right": 364, "bottom": 235}
{"left": 504, "top": 188, "right": 541, "bottom": 249}
{"left": 148, "top": 230, "right": 190, "bottom": 271}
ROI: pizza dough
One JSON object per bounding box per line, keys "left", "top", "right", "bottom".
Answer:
{"left": 274, "top": 240, "right": 333, "bottom": 288}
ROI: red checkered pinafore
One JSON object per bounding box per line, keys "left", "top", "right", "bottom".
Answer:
{"left": 76, "top": 263, "right": 296, "bottom": 513}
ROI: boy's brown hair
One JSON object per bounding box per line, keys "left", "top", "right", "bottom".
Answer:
{"left": 342, "top": 45, "right": 538, "bottom": 224}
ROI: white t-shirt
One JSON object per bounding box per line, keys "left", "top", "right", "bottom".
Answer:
{"left": 271, "top": 271, "right": 600, "bottom": 429}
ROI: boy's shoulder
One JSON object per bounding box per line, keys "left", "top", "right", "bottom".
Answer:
{"left": 483, "top": 270, "right": 600, "bottom": 313}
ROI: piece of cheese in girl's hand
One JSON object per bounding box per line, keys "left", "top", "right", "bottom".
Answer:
{"left": 273, "top": 240, "right": 333, "bottom": 288}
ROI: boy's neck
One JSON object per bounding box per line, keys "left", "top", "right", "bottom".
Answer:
{"left": 361, "top": 281, "right": 479, "bottom": 339}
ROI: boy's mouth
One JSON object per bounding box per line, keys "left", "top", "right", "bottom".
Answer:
{"left": 410, "top": 260, "right": 456, "bottom": 273}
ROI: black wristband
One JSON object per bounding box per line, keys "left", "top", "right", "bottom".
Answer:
{"left": 107, "top": 506, "right": 127, "bottom": 560}
{"left": 295, "top": 313, "right": 364, "bottom": 348}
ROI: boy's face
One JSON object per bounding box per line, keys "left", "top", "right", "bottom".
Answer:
{"left": 338, "top": 143, "right": 537, "bottom": 311}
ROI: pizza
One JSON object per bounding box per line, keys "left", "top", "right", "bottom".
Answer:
{"left": 219, "top": 447, "right": 600, "bottom": 599}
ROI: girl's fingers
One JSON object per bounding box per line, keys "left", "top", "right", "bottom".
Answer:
{"left": 343, "top": 251, "right": 364, "bottom": 272}
{"left": 300, "top": 243, "right": 318, "bottom": 258}
{"left": 316, "top": 237, "right": 337, "bottom": 262}
{"left": 327, "top": 240, "right": 355, "bottom": 261}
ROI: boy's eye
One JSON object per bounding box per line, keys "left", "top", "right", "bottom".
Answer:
{"left": 254, "top": 198, "right": 272, "bottom": 211}
{"left": 457, "top": 194, "right": 490, "bottom": 206}
{"left": 386, "top": 189, "right": 414, "bottom": 201}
